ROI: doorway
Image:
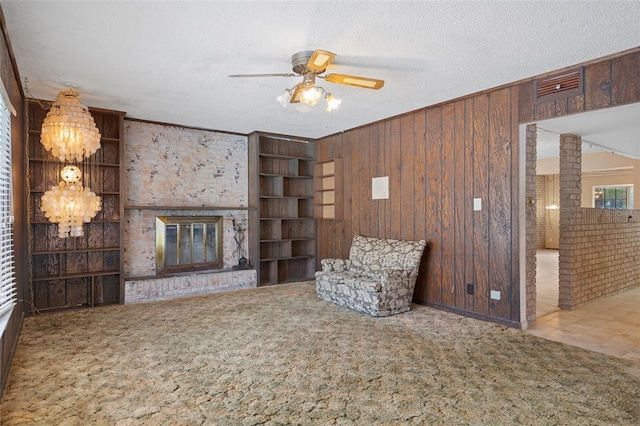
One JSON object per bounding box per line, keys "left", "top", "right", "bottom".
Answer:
{"left": 535, "top": 130, "right": 561, "bottom": 318}
{"left": 522, "top": 102, "right": 640, "bottom": 326}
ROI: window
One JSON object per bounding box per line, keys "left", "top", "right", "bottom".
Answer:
{"left": 594, "top": 185, "right": 634, "bottom": 209}
{"left": 0, "top": 84, "right": 15, "bottom": 334}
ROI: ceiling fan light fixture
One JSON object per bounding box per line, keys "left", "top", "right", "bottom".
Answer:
{"left": 306, "top": 49, "right": 336, "bottom": 72}
{"left": 234, "top": 49, "right": 384, "bottom": 112}
{"left": 324, "top": 73, "right": 384, "bottom": 90}
{"left": 301, "top": 86, "right": 322, "bottom": 106}
{"left": 325, "top": 93, "right": 341, "bottom": 111}
{"left": 276, "top": 89, "right": 291, "bottom": 107}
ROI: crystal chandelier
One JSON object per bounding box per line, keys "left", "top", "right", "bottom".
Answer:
{"left": 40, "top": 89, "right": 101, "bottom": 161}
{"left": 41, "top": 166, "right": 101, "bottom": 238}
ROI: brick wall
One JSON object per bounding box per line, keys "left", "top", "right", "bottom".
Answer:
{"left": 123, "top": 120, "right": 256, "bottom": 303}
{"left": 568, "top": 208, "right": 640, "bottom": 307}
{"left": 525, "top": 125, "right": 537, "bottom": 325}
{"left": 558, "top": 134, "right": 640, "bottom": 309}
{"left": 558, "top": 134, "right": 583, "bottom": 309}
{"left": 535, "top": 175, "right": 547, "bottom": 249}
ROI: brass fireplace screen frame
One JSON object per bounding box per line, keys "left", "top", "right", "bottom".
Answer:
{"left": 156, "top": 216, "right": 223, "bottom": 274}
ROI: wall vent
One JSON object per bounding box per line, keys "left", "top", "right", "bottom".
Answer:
{"left": 534, "top": 68, "right": 583, "bottom": 103}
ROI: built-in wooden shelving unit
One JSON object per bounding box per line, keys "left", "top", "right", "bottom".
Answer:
{"left": 314, "top": 158, "right": 343, "bottom": 220}
{"left": 248, "top": 133, "right": 316, "bottom": 286}
{"left": 28, "top": 100, "right": 125, "bottom": 311}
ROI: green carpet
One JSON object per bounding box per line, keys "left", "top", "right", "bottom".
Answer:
{"left": 2, "top": 281, "right": 639, "bottom": 425}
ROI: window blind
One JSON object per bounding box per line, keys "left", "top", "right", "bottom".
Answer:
{"left": 0, "top": 89, "right": 15, "bottom": 323}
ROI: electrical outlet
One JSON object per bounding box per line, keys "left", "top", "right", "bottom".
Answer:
{"left": 466, "top": 284, "right": 474, "bottom": 295}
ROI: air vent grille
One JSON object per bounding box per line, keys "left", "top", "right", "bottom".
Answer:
{"left": 534, "top": 68, "right": 583, "bottom": 103}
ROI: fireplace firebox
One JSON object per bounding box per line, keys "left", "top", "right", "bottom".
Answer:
{"left": 156, "top": 216, "right": 223, "bottom": 274}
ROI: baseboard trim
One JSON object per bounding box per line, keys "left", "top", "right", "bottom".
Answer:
{"left": 414, "top": 300, "right": 523, "bottom": 329}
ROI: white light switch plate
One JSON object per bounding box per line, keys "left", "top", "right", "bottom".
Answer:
{"left": 473, "top": 198, "right": 482, "bottom": 211}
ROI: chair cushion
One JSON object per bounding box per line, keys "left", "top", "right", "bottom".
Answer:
{"left": 316, "top": 270, "right": 382, "bottom": 292}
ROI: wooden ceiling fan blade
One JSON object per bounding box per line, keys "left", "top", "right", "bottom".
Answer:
{"left": 306, "top": 50, "right": 336, "bottom": 72}
{"left": 324, "top": 73, "right": 384, "bottom": 90}
{"left": 228, "top": 73, "right": 297, "bottom": 78}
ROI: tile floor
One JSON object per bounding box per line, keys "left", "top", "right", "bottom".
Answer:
{"left": 526, "top": 249, "right": 640, "bottom": 361}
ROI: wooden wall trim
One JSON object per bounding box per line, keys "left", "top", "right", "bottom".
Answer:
{"left": 124, "top": 116, "right": 247, "bottom": 138}
{"left": 0, "top": 3, "right": 25, "bottom": 400}
{"left": 0, "top": 5, "right": 23, "bottom": 98}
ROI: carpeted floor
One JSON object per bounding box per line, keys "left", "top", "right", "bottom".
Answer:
{"left": 1, "top": 281, "right": 639, "bottom": 425}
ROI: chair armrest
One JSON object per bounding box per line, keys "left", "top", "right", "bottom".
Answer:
{"left": 320, "top": 259, "right": 352, "bottom": 272}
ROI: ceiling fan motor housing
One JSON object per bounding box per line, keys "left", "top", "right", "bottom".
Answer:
{"left": 291, "top": 51, "right": 321, "bottom": 75}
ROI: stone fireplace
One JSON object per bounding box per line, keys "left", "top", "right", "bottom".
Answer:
{"left": 122, "top": 120, "right": 257, "bottom": 304}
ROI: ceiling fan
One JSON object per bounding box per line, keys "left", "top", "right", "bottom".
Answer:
{"left": 229, "top": 49, "right": 384, "bottom": 110}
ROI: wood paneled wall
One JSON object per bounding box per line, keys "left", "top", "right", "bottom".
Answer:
{"left": 518, "top": 51, "right": 639, "bottom": 123}
{"left": 0, "top": 7, "right": 26, "bottom": 396}
{"left": 317, "top": 48, "right": 639, "bottom": 326}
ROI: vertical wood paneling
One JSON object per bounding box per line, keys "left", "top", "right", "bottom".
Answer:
{"left": 555, "top": 98, "right": 569, "bottom": 116}
{"left": 440, "top": 104, "right": 456, "bottom": 306}
{"left": 363, "top": 128, "right": 373, "bottom": 236}
{"left": 567, "top": 93, "right": 585, "bottom": 115}
{"left": 375, "top": 122, "right": 388, "bottom": 239}
{"left": 389, "top": 118, "right": 402, "bottom": 240}
{"left": 383, "top": 120, "right": 393, "bottom": 239}
{"left": 585, "top": 61, "right": 611, "bottom": 111}
{"left": 400, "top": 114, "right": 415, "bottom": 241}
{"left": 517, "top": 82, "right": 534, "bottom": 124}
{"left": 413, "top": 111, "right": 426, "bottom": 242}
{"left": 473, "top": 94, "right": 490, "bottom": 315}
{"left": 342, "top": 132, "right": 353, "bottom": 258}
{"left": 510, "top": 87, "right": 521, "bottom": 322}
{"left": 424, "top": 107, "right": 442, "bottom": 304}
{"left": 350, "top": 131, "right": 361, "bottom": 238}
{"left": 351, "top": 129, "right": 363, "bottom": 237}
{"left": 611, "top": 52, "right": 640, "bottom": 106}
{"left": 314, "top": 49, "right": 639, "bottom": 326}
{"left": 534, "top": 100, "right": 555, "bottom": 121}
{"left": 365, "top": 127, "right": 374, "bottom": 236}
{"left": 487, "top": 88, "right": 512, "bottom": 319}
{"left": 412, "top": 111, "right": 427, "bottom": 301}
{"left": 352, "top": 127, "right": 371, "bottom": 236}
{"left": 453, "top": 100, "right": 467, "bottom": 308}
{"left": 464, "top": 98, "right": 475, "bottom": 311}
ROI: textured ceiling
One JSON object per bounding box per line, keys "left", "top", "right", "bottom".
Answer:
{"left": 537, "top": 104, "right": 640, "bottom": 160}
{"left": 2, "top": 1, "right": 639, "bottom": 139}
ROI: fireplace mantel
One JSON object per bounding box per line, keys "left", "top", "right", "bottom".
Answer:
{"left": 125, "top": 205, "right": 255, "bottom": 211}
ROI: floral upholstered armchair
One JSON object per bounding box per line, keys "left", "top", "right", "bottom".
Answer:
{"left": 315, "top": 235, "right": 426, "bottom": 316}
